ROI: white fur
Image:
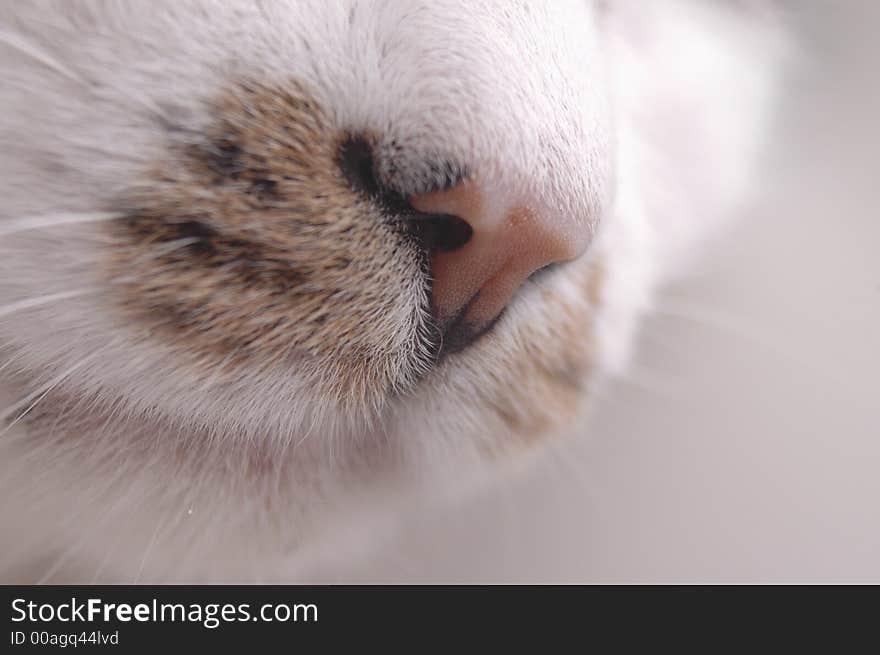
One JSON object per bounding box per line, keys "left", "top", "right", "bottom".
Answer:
{"left": 0, "top": 1, "right": 785, "bottom": 581}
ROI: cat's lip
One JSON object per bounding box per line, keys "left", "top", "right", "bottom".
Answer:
{"left": 433, "top": 297, "right": 506, "bottom": 359}
{"left": 429, "top": 260, "right": 565, "bottom": 360}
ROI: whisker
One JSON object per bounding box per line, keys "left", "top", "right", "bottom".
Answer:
{"left": 653, "top": 301, "right": 751, "bottom": 334}
{"left": 133, "top": 513, "right": 167, "bottom": 584}
{"left": 0, "top": 211, "right": 122, "bottom": 239}
{"left": 652, "top": 301, "right": 801, "bottom": 364}
{"left": 0, "top": 289, "right": 91, "bottom": 320}
{"left": 0, "top": 28, "right": 84, "bottom": 83}
{"left": 291, "top": 411, "right": 320, "bottom": 452}
{"left": 1, "top": 345, "right": 107, "bottom": 429}
{"left": 130, "top": 237, "right": 200, "bottom": 266}
{"left": 652, "top": 300, "right": 855, "bottom": 391}
{"left": 196, "top": 346, "right": 241, "bottom": 394}
{"left": 0, "top": 351, "right": 25, "bottom": 377}
{"left": 34, "top": 470, "right": 140, "bottom": 584}
{"left": 616, "top": 364, "right": 683, "bottom": 398}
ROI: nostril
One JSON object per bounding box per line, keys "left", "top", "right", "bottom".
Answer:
{"left": 338, "top": 135, "right": 380, "bottom": 198}
{"left": 412, "top": 213, "right": 473, "bottom": 253}
{"left": 336, "top": 134, "right": 472, "bottom": 252}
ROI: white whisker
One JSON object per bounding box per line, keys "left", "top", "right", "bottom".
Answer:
{"left": 133, "top": 513, "right": 167, "bottom": 584}
{"left": 652, "top": 301, "right": 798, "bottom": 363}
{"left": 654, "top": 301, "right": 751, "bottom": 334}
{"left": 35, "top": 469, "right": 140, "bottom": 584}
{"left": 0, "top": 28, "right": 84, "bottom": 83}
{"left": 616, "top": 364, "right": 682, "bottom": 397}
{"left": 545, "top": 443, "right": 599, "bottom": 500}
{"left": 0, "top": 212, "right": 122, "bottom": 239}
{"left": 0, "top": 352, "right": 24, "bottom": 377}
{"left": 131, "top": 237, "right": 200, "bottom": 266}
{"left": 0, "top": 289, "right": 90, "bottom": 320}
{"left": 1, "top": 346, "right": 106, "bottom": 430}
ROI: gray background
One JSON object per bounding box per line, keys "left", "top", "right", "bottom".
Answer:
{"left": 337, "top": 2, "right": 880, "bottom": 582}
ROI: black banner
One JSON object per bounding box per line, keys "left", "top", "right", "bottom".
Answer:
{"left": 1, "top": 585, "right": 873, "bottom": 649}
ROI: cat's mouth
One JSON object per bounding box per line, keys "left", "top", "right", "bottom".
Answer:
{"left": 430, "top": 262, "right": 565, "bottom": 359}
{"left": 432, "top": 300, "right": 506, "bottom": 360}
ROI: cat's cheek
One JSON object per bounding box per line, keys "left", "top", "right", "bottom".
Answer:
{"left": 394, "top": 256, "right": 605, "bottom": 469}
{"left": 94, "top": 81, "right": 437, "bottom": 431}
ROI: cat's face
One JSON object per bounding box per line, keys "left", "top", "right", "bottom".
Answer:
{"left": 0, "top": 1, "right": 782, "bottom": 579}
{"left": 1, "top": 1, "right": 613, "bottom": 455}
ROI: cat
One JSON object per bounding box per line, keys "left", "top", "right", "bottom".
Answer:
{"left": 0, "top": 1, "right": 786, "bottom": 582}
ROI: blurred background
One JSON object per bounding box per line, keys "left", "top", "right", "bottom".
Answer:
{"left": 325, "top": 2, "right": 880, "bottom": 582}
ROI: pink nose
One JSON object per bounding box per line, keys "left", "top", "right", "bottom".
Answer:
{"left": 410, "top": 180, "right": 591, "bottom": 348}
